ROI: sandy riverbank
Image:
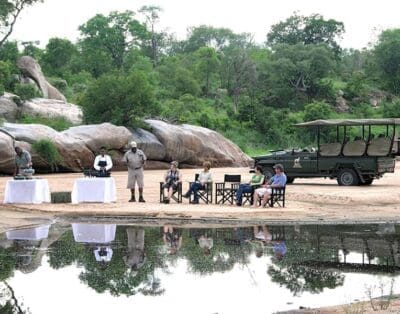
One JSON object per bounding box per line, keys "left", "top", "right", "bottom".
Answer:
{"left": 1, "top": 165, "right": 400, "bottom": 228}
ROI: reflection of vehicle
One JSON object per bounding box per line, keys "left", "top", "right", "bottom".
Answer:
{"left": 253, "top": 119, "right": 400, "bottom": 186}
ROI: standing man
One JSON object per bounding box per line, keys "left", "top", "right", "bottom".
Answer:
{"left": 14, "top": 146, "right": 33, "bottom": 176}
{"left": 94, "top": 146, "right": 113, "bottom": 176}
{"left": 123, "top": 141, "right": 146, "bottom": 202}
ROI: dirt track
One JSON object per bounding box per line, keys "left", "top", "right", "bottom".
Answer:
{"left": 0, "top": 164, "right": 400, "bottom": 230}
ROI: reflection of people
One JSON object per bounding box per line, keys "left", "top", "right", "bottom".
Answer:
{"left": 123, "top": 141, "right": 147, "bottom": 202}
{"left": 235, "top": 165, "right": 264, "bottom": 206}
{"left": 253, "top": 164, "right": 287, "bottom": 207}
{"left": 94, "top": 146, "right": 113, "bottom": 176}
{"left": 14, "top": 146, "right": 33, "bottom": 176}
{"left": 183, "top": 161, "right": 212, "bottom": 204}
{"left": 248, "top": 226, "right": 287, "bottom": 259}
{"left": 162, "top": 226, "right": 182, "bottom": 255}
{"left": 124, "top": 227, "right": 146, "bottom": 271}
{"left": 197, "top": 234, "right": 213, "bottom": 255}
{"left": 162, "top": 161, "right": 182, "bottom": 204}
{"left": 94, "top": 246, "right": 113, "bottom": 262}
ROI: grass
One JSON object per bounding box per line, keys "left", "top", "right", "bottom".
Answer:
{"left": 17, "top": 114, "right": 73, "bottom": 131}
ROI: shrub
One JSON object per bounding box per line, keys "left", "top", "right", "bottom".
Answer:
{"left": 48, "top": 77, "right": 68, "bottom": 93}
{"left": 17, "top": 115, "right": 73, "bottom": 131}
{"left": 0, "top": 84, "right": 4, "bottom": 96}
{"left": 32, "top": 139, "right": 61, "bottom": 172}
{"left": 14, "top": 84, "right": 41, "bottom": 101}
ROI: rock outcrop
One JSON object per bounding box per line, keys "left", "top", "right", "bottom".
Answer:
{"left": 17, "top": 56, "right": 66, "bottom": 102}
{"left": 145, "top": 119, "right": 251, "bottom": 167}
{"left": 22, "top": 98, "right": 82, "bottom": 124}
{"left": 0, "top": 120, "right": 251, "bottom": 174}
{"left": 0, "top": 93, "right": 19, "bottom": 122}
{"left": 0, "top": 130, "right": 16, "bottom": 174}
{"left": 2, "top": 123, "right": 93, "bottom": 171}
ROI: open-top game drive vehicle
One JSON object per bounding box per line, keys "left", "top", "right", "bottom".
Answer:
{"left": 253, "top": 118, "right": 400, "bottom": 186}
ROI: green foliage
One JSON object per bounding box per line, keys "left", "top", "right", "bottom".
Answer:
{"left": 41, "top": 37, "right": 77, "bottom": 77}
{"left": 303, "top": 101, "right": 333, "bottom": 121}
{"left": 374, "top": 29, "right": 400, "bottom": 94}
{"left": 32, "top": 139, "right": 61, "bottom": 170}
{"left": 14, "top": 83, "right": 41, "bottom": 101}
{"left": 382, "top": 100, "right": 400, "bottom": 118}
{"left": 0, "top": 1, "right": 43, "bottom": 47}
{"left": 17, "top": 114, "right": 73, "bottom": 131}
{"left": 48, "top": 77, "right": 68, "bottom": 93}
{"left": 0, "top": 83, "right": 4, "bottom": 96}
{"left": 267, "top": 13, "right": 345, "bottom": 54}
{"left": 80, "top": 71, "right": 158, "bottom": 125}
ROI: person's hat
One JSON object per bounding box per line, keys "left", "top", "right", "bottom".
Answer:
{"left": 273, "top": 164, "right": 284, "bottom": 171}
{"left": 130, "top": 141, "right": 137, "bottom": 148}
{"left": 171, "top": 161, "right": 179, "bottom": 167}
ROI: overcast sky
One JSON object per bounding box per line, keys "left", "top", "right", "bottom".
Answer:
{"left": 9, "top": 0, "right": 400, "bottom": 49}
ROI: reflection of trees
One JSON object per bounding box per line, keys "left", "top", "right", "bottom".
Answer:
{"left": 182, "top": 229, "right": 252, "bottom": 275}
{"left": 267, "top": 230, "right": 344, "bottom": 296}
{"left": 47, "top": 227, "right": 169, "bottom": 297}
{"left": 0, "top": 281, "right": 29, "bottom": 314}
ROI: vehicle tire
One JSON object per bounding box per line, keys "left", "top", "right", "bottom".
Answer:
{"left": 263, "top": 167, "right": 274, "bottom": 180}
{"left": 286, "top": 177, "right": 295, "bottom": 184}
{"left": 337, "top": 169, "right": 359, "bottom": 186}
{"left": 360, "top": 178, "right": 374, "bottom": 185}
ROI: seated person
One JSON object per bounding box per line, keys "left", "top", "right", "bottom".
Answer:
{"left": 162, "top": 161, "right": 182, "bottom": 203}
{"left": 162, "top": 226, "right": 182, "bottom": 255}
{"left": 14, "top": 146, "right": 34, "bottom": 177}
{"left": 94, "top": 246, "right": 113, "bottom": 263}
{"left": 94, "top": 146, "right": 113, "bottom": 176}
{"left": 183, "top": 161, "right": 212, "bottom": 204}
{"left": 252, "top": 163, "right": 287, "bottom": 207}
{"left": 235, "top": 165, "right": 264, "bottom": 206}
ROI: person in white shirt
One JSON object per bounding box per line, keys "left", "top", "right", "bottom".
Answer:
{"left": 183, "top": 161, "right": 212, "bottom": 204}
{"left": 94, "top": 246, "right": 113, "bottom": 262}
{"left": 94, "top": 146, "right": 113, "bottom": 176}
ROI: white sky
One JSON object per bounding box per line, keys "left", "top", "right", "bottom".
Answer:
{"left": 8, "top": 0, "right": 400, "bottom": 50}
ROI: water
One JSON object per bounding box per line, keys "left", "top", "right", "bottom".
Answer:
{"left": 1, "top": 222, "right": 400, "bottom": 314}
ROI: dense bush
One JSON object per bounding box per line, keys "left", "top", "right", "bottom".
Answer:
{"left": 32, "top": 139, "right": 61, "bottom": 171}
{"left": 14, "top": 83, "right": 41, "bottom": 101}
{"left": 18, "top": 115, "right": 73, "bottom": 131}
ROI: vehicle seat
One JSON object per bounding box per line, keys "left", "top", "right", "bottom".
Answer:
{"left": 342, "top": 140, "right": 367, "bottom": 156}
{"left": 367, "top": 137, "right": 392, "bottom": 156}
{"left": 319, "top": 143, "right": 342, "bottom": 156}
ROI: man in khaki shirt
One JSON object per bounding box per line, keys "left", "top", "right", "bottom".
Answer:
{"left": 123, "top": 141, "right": 146, "bottom": 202}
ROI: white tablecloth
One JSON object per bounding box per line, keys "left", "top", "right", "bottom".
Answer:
{"left": 71, "top": 177, "right": 116, "bottom": 204}
{"left": 3, "top": 179, "right": 50, "bottom": 204}
{"left": 72, "top": 223, "right": 116, "bottom": 243}
{"left": 6, "top": 225, "right": 50, "bottom": 240}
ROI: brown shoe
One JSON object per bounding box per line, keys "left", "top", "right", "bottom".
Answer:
{"left": 139, "top": 196, "right": 145, "bottom": 203}
{"left": 129, "top": 196, "right": 136, "bottom": 202}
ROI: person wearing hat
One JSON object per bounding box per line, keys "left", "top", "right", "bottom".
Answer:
{"left": 124, "top": 227, "right": 146, "bottom": 272}
{"left": 93, "top": 146, "right": 113, "bottom": 176}
{"left": 252, "top": 164, "right": 287, "bottom": 207}
{"left": 123, "top": 141, "right": 147, "bottom": 202}
{"left": 14, "top": 146, "right": 33, "bottom": 177}
{"left": 162, "top": 161, "right": 182, "bottom": 204}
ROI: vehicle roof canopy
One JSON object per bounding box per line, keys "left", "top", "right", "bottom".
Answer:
{"left": 295, "top": 118, "right": 400, "bottom": 127}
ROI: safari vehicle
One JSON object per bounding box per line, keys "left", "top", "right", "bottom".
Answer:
{"left": 253, "top": 119, "right": 400, "bottom": 186}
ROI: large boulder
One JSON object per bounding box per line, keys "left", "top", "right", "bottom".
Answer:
{"left": 1, "top": 123, "right": 93, "bottom": 171}
{"left": 62, "top": 123, "right": 132, "bottom": 152}
{"left": 0, "top": 130, "right": 15, "bottom": 174}
{"left": 145, "top": 119, "right": 251, "bottom": 166}
{"left": 0, "top": 93, "right": 19, "bottom": 122}
{"left": 22, "top": 98, "right": 83, "bottom": 124}
{"left": 129, "top": 128, "right": 166, "bottom": 160}
{"left": 17, "top": 56, "right": 66, "bottom": 102}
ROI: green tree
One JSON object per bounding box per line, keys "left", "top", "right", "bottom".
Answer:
{"left": 195, "top": 47, "right": 220, "bottom": 96}
{"left": 303, "top": 101, "right": 333, "bottom": 121}
{"left": 374, "top": 29, "right": 400, "bottom": 94}
{"left": 78, "top": 11, "right": 148, "bottom": 72}
{"left": 266, "top": 43, "right": 336, "bottom": 107}
{"left": 41, "top": 38, "right": 77, "bottom": 77}
{"left": 80, "top": 71, "right": 157, "bottom": 125}
{"left": 0, "top": 0, "right": 43, "bottom": 47}
{"left": 267, "top": 13, "right": 345, "bottom": 54}
{"left": 139, "top": 5, "right": 166, "bottom": 67}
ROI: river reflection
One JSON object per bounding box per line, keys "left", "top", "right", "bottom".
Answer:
{"left": 0, "top": 223, "right": 400, "bottom": 313}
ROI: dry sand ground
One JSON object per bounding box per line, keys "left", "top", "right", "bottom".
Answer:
{"left": 1, "top": 165, "right": 400, "bottom": 228}
{"left": 2, "top": 165, "right": 400, "bottom": 313}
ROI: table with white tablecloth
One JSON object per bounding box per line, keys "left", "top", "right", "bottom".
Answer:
{"left": 71, "top": 177, "right": 117, "bottom": 204}
{"left": 3, "top": 179, "right": 50, "bottom": 204}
